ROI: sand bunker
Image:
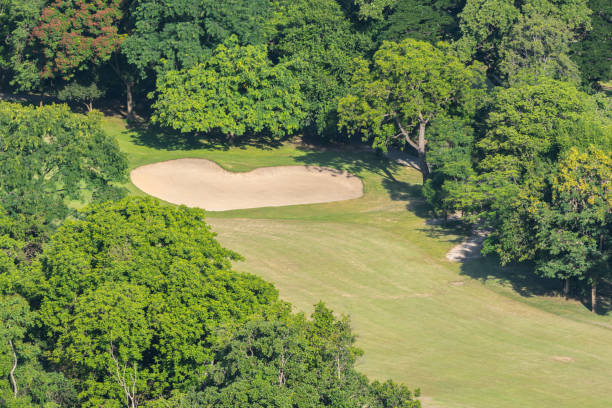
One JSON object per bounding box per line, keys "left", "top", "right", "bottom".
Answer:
{"left": 131, "top": 158, "right": 363, "bottom": 211}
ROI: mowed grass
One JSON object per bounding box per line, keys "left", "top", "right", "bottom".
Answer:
{"left": 104, "top": 117, "right": 612, "bottom": 408}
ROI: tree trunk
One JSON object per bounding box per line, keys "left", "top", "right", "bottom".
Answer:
{"left": 228, "top": 132, "right": 236, "bottom": 146}
{"left": 591, "top": 279, "right": 597, "bottom": 314}
{"left": 563, "top": 278, "right": 570, "bottom": 300}
{"left": 125, "top": 81, "right": 134, "bottom": 120}
{"left": 417, "top": 120, "right": 429, "bottom": 183}
{"left": 9, "top": 339, "right": 17, "bottom": 398}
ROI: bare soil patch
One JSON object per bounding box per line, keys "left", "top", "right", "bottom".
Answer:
{"left": 446, "top": 230, "right": 489, "bottom": 262}
{"left": 131, "top": 158, "right": 363, "bottom": 211}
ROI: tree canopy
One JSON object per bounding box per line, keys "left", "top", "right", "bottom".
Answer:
{"left": 33, "top": 197, "right": 278, "bottom": 405}
{"left": 151, "top": 38, "right": 305, "bottom": 142}
{"left": 271, "top": 0, "right": 368, "bottom": 137}
{"left": 0, "top": 102, "right": 126, "bottom": 246}
{"left": 338, "top": 38, "right": 484, "bottom": 181}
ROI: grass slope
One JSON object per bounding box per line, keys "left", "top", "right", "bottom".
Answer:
{"left": 105, "top": 117, "right": 612, "bottom": 408}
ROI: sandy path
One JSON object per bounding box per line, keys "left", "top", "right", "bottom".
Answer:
{"left": 130, "top": 158, "right": 363, "bottom": 211}
{"left": 445, "top": 230, "right": 488, "bottom": 262}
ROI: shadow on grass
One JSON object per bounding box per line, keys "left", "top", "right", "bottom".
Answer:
{"left": 460, "top": 256, "right": 563, "bottom": 298}
{"left": 461, "top": 256, "right": 612, "bottom": 315}
{"left": 293, "top": 145, "right": 400, "bottom": 179}
{"left": 124, "top": 122, "right": 285, "bottom": 151}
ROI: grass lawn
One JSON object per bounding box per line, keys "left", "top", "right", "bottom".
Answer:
{"left": 104, "top": 117, "right": 612, "bottom": 408}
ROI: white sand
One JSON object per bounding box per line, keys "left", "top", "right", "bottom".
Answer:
{"left": 130, "top": 158, "right": 363, "bottom": 211}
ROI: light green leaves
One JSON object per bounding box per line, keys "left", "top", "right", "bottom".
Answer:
{"left": 151, "top": 38, "right": 306, "bottom": 141}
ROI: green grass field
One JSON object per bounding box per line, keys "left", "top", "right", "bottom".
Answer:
{"left": 104, "top": 117, "right": 612, "bottom": 408}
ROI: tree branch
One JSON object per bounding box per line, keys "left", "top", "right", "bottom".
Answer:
{"left": 395, "top": 117, "right": 418, "bottom": 150}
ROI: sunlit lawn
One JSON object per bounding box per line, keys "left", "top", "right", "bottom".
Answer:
{"left": 104, "top": 116, "right": 612, "bottom": 408}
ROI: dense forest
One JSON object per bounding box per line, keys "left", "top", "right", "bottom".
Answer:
{"left": 0, "top": 0, "right": 610, "bottom": 407}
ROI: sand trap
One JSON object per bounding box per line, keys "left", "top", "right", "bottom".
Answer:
{"left": 131, "top": 158, "right": 363, "bottom": 211}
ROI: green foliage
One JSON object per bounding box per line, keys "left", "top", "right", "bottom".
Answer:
{"left": 271, "top": 0, "right": 368, "bottom": 137}
{"left": 34, "top": 197, "right": 278, "bottom": 405}
{"left": 352, "top": 0, "right": 398, "bottom": 20}
{"left": 183, "top": 302, "right": 420, "bottom": 407}
{"left": 0, "top": 102, "right": 127, "bottom": 245}
{"left": 0, "top": 294, "right": 77, "bottom": 407}
{"left": 338, "top": 38, "right": 484, "bottom": 181}
{"left": 456, "top": 0, "right": 591, "bottom": 83}
{"left": 0, "top": 0, "right": 44, "bottom": 92}
{"left": 121, "top": 0, "right": 274, "bottom": 79}
{"left": 571, "top": 0, "right": 612, "bottom": 89}
{"left": 56, "top": 81, "right": 105, "bottom": 112}
{"left": 423, "top": 117, "right": 475, "bottom": 215}
{"left": 499, "top": 11, "right": 581, "bottom": 84}
{"left": 534, "top": 147, "right": 611, "bottom": 285}
{"left": 459, "top": 79, "right": 611, "bottom": 264}
{"left": 151, "top": 38, "right": 305, "bottom": 140}
{"left": 373, "top": 0, "right": 463, "bottom": 44}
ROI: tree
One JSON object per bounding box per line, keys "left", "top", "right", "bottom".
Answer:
{"left": 498, "top": 11, "right": 581, "bottom": 84}
{"left": 458, "top": 79, "right": 612, "bottom": 265}
{"left": 151, "top": 38, "right": 305, "bottom": 143}
{"left": 351, "top": 0, "right": 398, "bottom": 20}
{"left": 0, "top": 102, "right": 127, "bottom": 249}
{"left": 0, "top": 0, "right": 45, "bottom": 94}
{"left": 121, "top": 0, "right": 273, "bottom": 80}
{"left": 184, "top": 303, "right": 420, "bottom": 407}
{"left": 30, "top": 0, "right": 124, "bottom": 81}
{"left": 422, "top": 117, "right": 476, "bottom": 216}
{"left": 0, "top": 294, "right": 77, "bottom": 407}
{"left": 338, "top": 38, "right": 484, "bottom": 182}
{"left": 373, "top": 0, "right": 464, "bottom": 45}
{"left": 0, "top": 295, "right": 31, "bottom": 401}
{"left": 56, "top": 80, "right": 105, "bottom": 112}
{"left": 456, "top": 0, "right": 592, "bottom": 84}
{"left": 571, "top": 0, "right": 612, "bottom": 90}
{"left": 534, "top": 147, "right": 611, "bottom": 312}
{"left": 34, "top": 197, "right": 278, "bottom": 406}
{"left": 271, "top": 0, "right": 368, "bottom": 137}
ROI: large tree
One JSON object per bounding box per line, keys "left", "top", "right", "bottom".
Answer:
{"left": 33, "top": 197, "right": 278, "bottom": 406}
{"left": 456, "top": 0, "right": 592, "bottom": 84}
{"left": 457, "top": 79, "right": 612, "bottom": 265}
{"left": 422, "top": 116, "right": 476, "bottom": 216}
{"left": 271, "top": 0, "right": 368, "bottom": 137}
{"left": 30, "top": 0, "right": 124, "bottom": 81}
{"left": 338, "top": 38, "right": 484, "bottom": 182}
{"left": 181, "top": 303, "right": 421, "bottom": 408}
{"left": 151, "top": 38, "right": 305, "bottom": 143}
{"left": 0, "top": 294, "right": 76, "bottom": 407}
{"left": 0, "top": 102, "right": 127, "bottom": 248}
{"left": 121, "top": 0, "right": 273, "bottom": 80}
{"left": 534, "top": 147, "right": 611, "bottom": 312}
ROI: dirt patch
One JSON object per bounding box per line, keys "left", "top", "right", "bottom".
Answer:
{"left": 446, "top": 230, "right": 489, "bottom": 262}
{"left": 131, "top": 158, "right": 363, "bottom": 211}
{"left": 552, "top": 356, "right": 574, "bottom": 363}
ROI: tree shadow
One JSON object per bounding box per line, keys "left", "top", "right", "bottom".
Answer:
{"left": 125, "top": 122, "right": 286, "bottom": 151}
{"left": 293, "top": 145, "right": 401, "bottom": 179}
{"left": 460, "top": 256, "right": 561, "bottom": 298}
